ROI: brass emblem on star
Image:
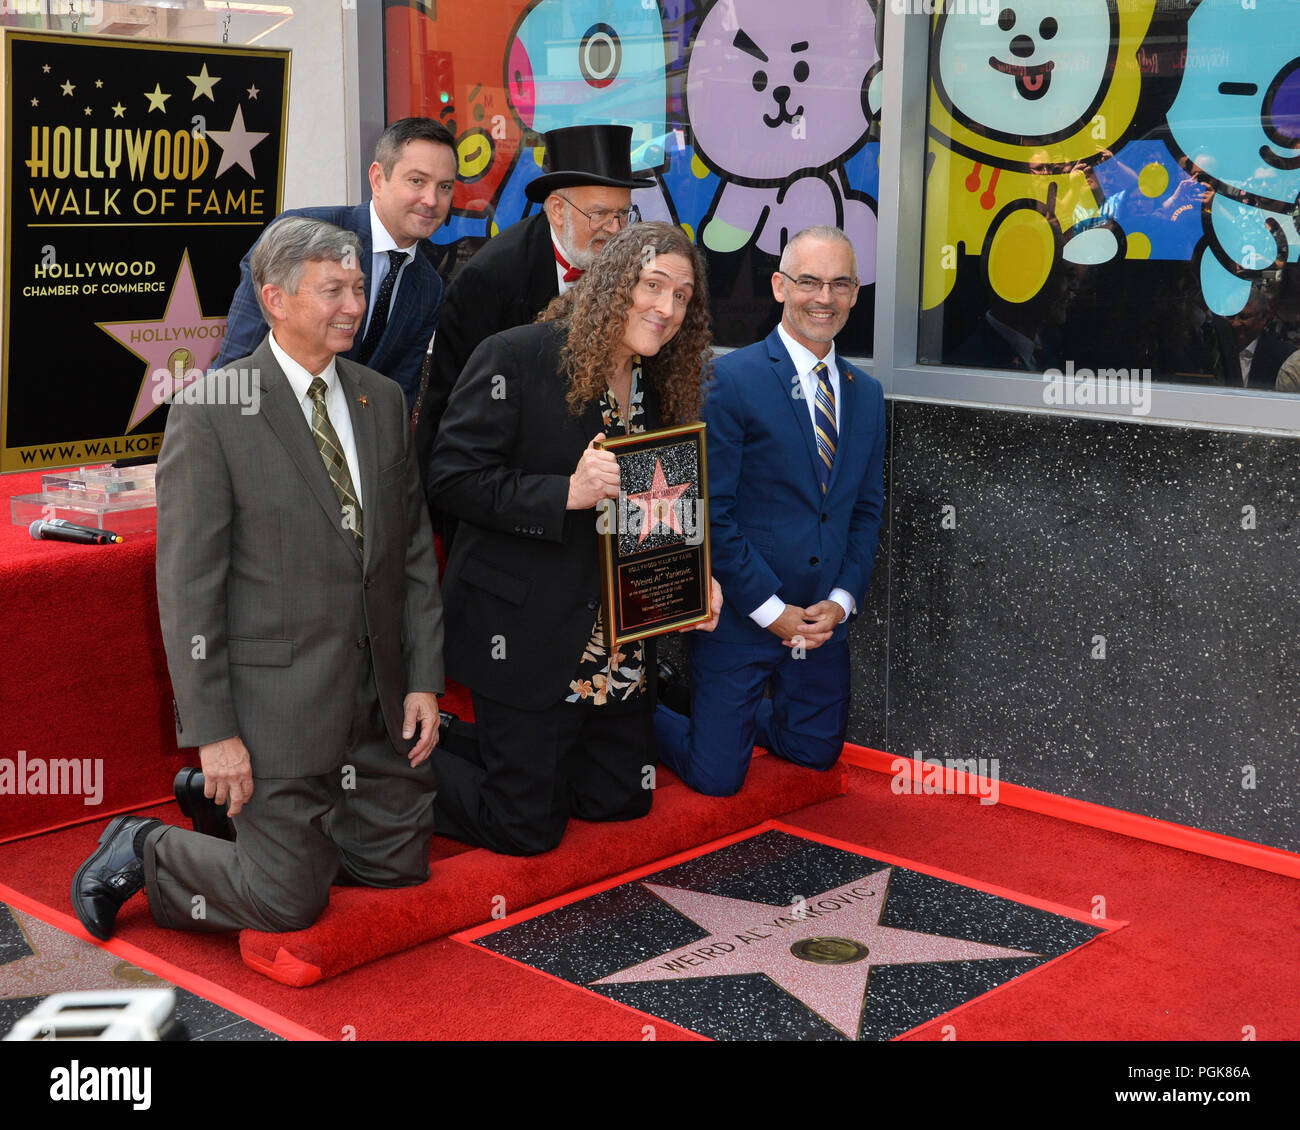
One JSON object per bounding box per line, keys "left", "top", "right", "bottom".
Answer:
{"left": 790, "top": 936, "right": 870, "bottom": 965}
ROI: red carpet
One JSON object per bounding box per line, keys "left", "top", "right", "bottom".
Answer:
{"left": 0, "top": 472, "right": 183, "bottom": 840}
{"left": 1, "top": 763, "right": 1297, "bottom": 1039}
{"left": 241, "top": 756, "right": 844, "bottom": 983}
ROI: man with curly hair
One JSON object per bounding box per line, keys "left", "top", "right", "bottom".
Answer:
{"left": 655, "top": 226, "right": 886, "bottom": 796}
{"left": 428, "top": 222, "right": 718, "bottom": 855}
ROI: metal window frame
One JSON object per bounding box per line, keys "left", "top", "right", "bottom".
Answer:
{"left": 867, "top": 8, "right": 1300, "bottom": 438}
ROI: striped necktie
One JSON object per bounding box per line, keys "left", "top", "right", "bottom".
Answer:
{"left": 307, "top": 377, "right": 363, "bottom": 552}
{"left": 813, "top": 360, "right": 837, "bottom": 494}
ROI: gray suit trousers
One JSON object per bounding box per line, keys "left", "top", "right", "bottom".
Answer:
{"left": 143, "top": 665, "right": 437, "bottom": 933}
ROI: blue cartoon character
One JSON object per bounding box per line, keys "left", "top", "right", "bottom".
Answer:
{"left": 506, "top": 0, "right": 674, "bottom": 220}
{"left": 684, "top": 0, "right": 880, "bottom": 269}
{"left": 1166, "top": 0, "right": 1300, "bottom": 317}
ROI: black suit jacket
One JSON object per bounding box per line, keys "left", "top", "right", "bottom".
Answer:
{"left": 428, "top": 320, "right": 659, "bottom": 711}
{"left": 417, "top": 212, "right": 559, "bottom": 494}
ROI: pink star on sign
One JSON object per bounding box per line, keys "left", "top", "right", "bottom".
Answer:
{"left": 591, "top": 869, "right": 1039, "bottom": 1040}
{"left": 97, "top": 250, "right": 228, "bottom": 430}
{"left": 626, "top": 457, "right": 690, "bottom": 545}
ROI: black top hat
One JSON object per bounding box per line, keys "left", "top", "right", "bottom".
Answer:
{"left": 524, "top": 124, "right": 654, "bottom": 203}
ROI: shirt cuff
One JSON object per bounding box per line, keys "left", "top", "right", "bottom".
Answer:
{"left": 749, "top": 595, "right": 785, "bottom": 629}
{"left": 829, "top": 588, "right": 855, "bottom": 623}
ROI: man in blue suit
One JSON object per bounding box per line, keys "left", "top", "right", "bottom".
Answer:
{"left": 213, "top": 118, "right": 455, "bottom": 411}
{"left": 655, "top": 226, "right": 886, "bottom": 796}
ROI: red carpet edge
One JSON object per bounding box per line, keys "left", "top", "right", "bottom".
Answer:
{"left": 841, "top": 743, "right": 1300, "bottom": 879}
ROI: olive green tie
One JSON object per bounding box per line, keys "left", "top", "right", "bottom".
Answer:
{"left": 307, "top": 377, "right": 363, "bottom": 552}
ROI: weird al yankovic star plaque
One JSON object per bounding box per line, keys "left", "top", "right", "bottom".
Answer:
{"left": 597, "top": 422, "right": 711, "bottom": 645}
{"left": 0, "top": 30, "right": 289, "bottom": 471}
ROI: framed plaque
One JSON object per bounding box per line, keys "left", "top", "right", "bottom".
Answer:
{"left": 597, "top": 422, "right": 711, "bottom": 646}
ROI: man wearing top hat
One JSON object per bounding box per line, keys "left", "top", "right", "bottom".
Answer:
{"left": 415, "top": 124, "right": 652, "bottom": 520}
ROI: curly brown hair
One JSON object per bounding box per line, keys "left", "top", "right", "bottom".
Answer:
{"left": 539, "top": 221, "right": 713, "bottom": 424}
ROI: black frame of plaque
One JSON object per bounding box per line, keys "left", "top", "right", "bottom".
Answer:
{"left": 597, "top": 422, "right": 711, "bottom": 646}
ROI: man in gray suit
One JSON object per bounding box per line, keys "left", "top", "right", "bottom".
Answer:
{"left": 72, "top": 217, "right": 445, "bottom": 939}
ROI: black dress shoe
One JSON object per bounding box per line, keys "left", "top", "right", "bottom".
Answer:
{"left": 656, "top": 658, "right": 692, "bottom": 717}
{"left": 71, "top": 815, "right": 152, "bottom": 941}
{"left": 173, "top": 767, "right": 235, "bottom": 841}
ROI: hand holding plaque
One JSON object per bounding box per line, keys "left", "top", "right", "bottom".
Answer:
{"left": 596, "top": 423, "right": 711, "bottom": 645}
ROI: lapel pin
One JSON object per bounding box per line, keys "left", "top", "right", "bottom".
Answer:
{"left": 358, "top": 394, "right": 369, "bottom": 407}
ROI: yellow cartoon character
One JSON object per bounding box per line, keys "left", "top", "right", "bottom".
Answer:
{"left": 923, "top": 0, "right": 1156, "bottom": 311}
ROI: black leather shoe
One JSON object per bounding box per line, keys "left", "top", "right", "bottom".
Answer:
{"left": 173, "top": 767, "right": 235, "bottom": 841}
{"left": 656, "top": 658, "right": 692, "bottom": 717}
{"left": 71, "top": 815, "right": 152, "bottom": 941}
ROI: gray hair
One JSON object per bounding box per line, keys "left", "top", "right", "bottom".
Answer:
{"left": 250, "top": 216, "right": 364, "bottom": 319}
{"left": 779, "top": 225, "right": 859, "bottom": 279}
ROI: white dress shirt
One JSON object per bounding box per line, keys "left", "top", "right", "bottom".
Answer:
{"left": 268, "top": 330, "right": 363, "bottom": 508}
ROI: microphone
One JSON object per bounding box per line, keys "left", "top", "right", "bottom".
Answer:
{"left": 47, "top": 518, "right": 124, "bottom": 540}
{"left": 28, "top": 520, "right": 123, "bottom": 545}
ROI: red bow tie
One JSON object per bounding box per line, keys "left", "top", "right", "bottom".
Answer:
{"left": 554, "top": 246, "right": 584, "bottom": 283}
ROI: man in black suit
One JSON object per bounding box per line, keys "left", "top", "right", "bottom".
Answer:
{"left": 214, "top": 118, "right": 457, "bottom": 411}
{"left": 415, "top": 125, "right": 651, "bottom": 531}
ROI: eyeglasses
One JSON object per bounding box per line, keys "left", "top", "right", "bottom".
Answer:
{"left": 778, "top": 271, "right": 859, "bottom": 297}
{"left": 556, "top": 194, "right": 641, "bottom": 229}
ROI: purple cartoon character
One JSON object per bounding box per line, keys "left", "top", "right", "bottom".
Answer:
{"left": 685, "top": 0, "right": 879, "bottom": 273}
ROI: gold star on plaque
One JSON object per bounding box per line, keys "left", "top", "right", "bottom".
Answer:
{"left": 95, "top": 79, "right": 103, "bottom": 88}
{"left": 83, "top": 106, "right": 92, "bottom": 116}
{"left": 30, "top": 97, "right": 38, "bottom": 107}
{"left": 61, "top": 79, "right": 75, "bottom": 96}
{"left": 112, "top": 102, "right": 126, "bottom": 118}
{"left": 246, "top": 83, "right": 260, "bottom": 100}
{"left": 144, "top": 84, "right": 171, "bottom": 113}
{"left": 188, "top": 63, "right": 220, "bottom": 101}
{"left": 42, "top": 63, "right": 51, "bottom": 74}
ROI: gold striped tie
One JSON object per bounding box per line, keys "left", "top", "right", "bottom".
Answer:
{"left": 813, "top": 361, "right": 837, "bottom": 494}
{"left": 307, "top": 377, "right": 363, "bottom": 552}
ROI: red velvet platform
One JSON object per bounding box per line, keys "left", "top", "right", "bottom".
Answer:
{"left": 239, "top": 756, "right": 846, "bottom": 986}
{"left": 0, "top": 470, "right": 181, "bottom": 840}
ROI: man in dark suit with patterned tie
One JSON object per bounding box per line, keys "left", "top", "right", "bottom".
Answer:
{"left": 71, "top": 217, "right": 445, "bottom": 939}
{"left": 213, "top": 118, "right": 456, "bottom": 411}
{"left": 655, "top": 226, "right": 887, "bottom": 796}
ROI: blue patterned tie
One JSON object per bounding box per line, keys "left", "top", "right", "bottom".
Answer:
{"left": 812, "top": 360, "right": 837, "bottom": 494}
{"left": 357, "top": 249, "right": 406, "bottom": 365}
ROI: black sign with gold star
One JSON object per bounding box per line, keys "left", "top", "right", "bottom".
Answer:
{"left": 1, "top": 29, "right": 289, "bottom": 471}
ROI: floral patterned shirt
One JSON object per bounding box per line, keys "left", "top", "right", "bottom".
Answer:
{"left": 567, "top": 363, "right": 647, "bottom": 705}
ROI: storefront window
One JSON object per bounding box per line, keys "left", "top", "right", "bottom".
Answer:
{"left": 917, "top": 0, "right": 1300, "bottom": 395}
{"left": 383, "top": 0, "right": 883, "bottom": 354}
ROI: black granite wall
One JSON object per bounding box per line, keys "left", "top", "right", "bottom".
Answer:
{"left": 848, "top": 401, "right": 1300, "bottom": 853}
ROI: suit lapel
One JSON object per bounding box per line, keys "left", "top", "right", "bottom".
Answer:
{"left": 767, "top": 330, "right": 822, "bottom": 489}
{"left": 254, "top": 340, "right": 364, "bottom": 564}
{"left": 338, "top": 360, "right": 380, "bottom": 566}
{"left": 825, "top": 356, "right": 856, "bottom": 495}
{"left": 342, "top": 203, "right": 374, "bottom": 364}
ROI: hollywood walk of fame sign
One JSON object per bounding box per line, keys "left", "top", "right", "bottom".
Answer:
{"left": 463, "top": 826, "right": 1115, "bottom": 1041}
{"left": 596, "top": 422, "right": 711, "bottom": 645}
{"left": 1, "top": 29, "right": 289, "bottom": 471}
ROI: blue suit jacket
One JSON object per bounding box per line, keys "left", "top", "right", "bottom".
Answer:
{"left": 212, "top": 203, "right": 442, "bottom": 409}
{"left": 705, "top": 327, "right": 886, "bottom": 646}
